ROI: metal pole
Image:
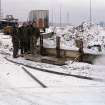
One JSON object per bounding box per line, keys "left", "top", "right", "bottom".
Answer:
{"left": 52, "top": 9, "right": 53, "bottom": 26}
{"left": 56, "top": 36, "right": 61, "bottom": 58}
{"left": 40, "top": 34, "right": 44, "bottom": 55}
{"left": 0, "top": 0, "right": 1, "bottom": 19}
{"left": 90, "top": 0, "right": 92, "bottom": 26}
{"left": 60, "top": 7, "right": 61, "bottom": 27}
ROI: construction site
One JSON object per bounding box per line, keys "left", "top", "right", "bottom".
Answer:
{"left": 0, "top": 10, "right": 102, "bottom": 65}
{"left": 0, "top": 0, "right": 105, "bottom": 105}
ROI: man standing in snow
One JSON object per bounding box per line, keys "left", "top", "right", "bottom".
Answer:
{"left": 11, "top": 24, "right": 19, "bottom": 58}
{"left": 29, "top": 22, "right": 40, "bottom": 54}
{"left": 26, "top": 22, "right": 33, "bottom": 53}
{"left": 18, "top": 22, "right": 29, "bottom": 55}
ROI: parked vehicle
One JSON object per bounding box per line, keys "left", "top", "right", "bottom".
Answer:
{"left": 0, "top": 15, "right": 18, "bottom": 34}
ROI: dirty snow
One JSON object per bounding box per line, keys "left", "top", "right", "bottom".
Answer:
{"left": 0, "top": 25, "right": 105, "bottom": 105}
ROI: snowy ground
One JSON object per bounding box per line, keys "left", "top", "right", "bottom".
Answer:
{"left": 0, "top": 32, "right": 105, "bottom": 105}
{"left": 44, "top": 23, "right": 105, "bottom": 54}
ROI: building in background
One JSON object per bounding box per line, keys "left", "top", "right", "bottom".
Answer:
{"left": 29, "top": 10, "right": 49, "bottom": 29}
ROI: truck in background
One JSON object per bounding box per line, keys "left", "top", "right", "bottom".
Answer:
{"left": 0, "top": 15, "right": 18, "bottom": 34}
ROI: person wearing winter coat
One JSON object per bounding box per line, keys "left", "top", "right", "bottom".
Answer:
{"left": 18, "top": 22, "right": 29, "bottom": 54}
{"left": 29, "top": 22, "right": 40, "bottom": 54}
{"left": 11, "top": 25, "right": 19, "bottom": 58}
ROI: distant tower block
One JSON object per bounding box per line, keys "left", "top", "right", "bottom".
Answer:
{"left": 0, "top": 0, "right": 1, "bottom": 19}
{"left": 67, "top": 12, "right": 70, "bottom": 25}
{"left": 59, "top": 7, "right": 62, "bottom": 27}
{"left": 29, "top": 10, "right": 49, "bottom": 29}
{"left": 51, "top": 9, "right": 54, "bottom": 26}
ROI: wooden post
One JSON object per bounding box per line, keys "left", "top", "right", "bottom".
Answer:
{"left": 79, "top": 39, "right": 84, "bottom": 62}
{"left": 40, "top": 34, "right": 43, "bottom": 55}
{"left": 56, "top": 36, "right": 61, "bottom": 58}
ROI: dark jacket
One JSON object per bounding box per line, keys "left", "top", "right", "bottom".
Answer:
{"left": 18, "top": 26, "right": 29, "bottom": 42}
{"left": 11, "top": 27, "right": 19, "bottom": 43}
{"left": 28, "top": 26, "right": 40, "bottom": 39}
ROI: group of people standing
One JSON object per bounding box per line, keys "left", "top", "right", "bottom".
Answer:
{"left": 11, "top": 22, "right": 40, "bottom": 58}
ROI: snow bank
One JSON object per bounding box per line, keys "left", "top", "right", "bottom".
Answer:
{"left": 0, "top": 33, "right": 12, "bottom": 52}
{"left": 42, "top": 22, "right": 105, "bottom": 54}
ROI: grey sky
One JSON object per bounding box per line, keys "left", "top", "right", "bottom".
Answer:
{"left": 2, "top": 0, "right": 105, "bottom": 25}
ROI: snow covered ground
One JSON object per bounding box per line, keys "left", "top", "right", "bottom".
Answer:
{"left": 0, "top": 28, "right": 105, "bottom": 105}
{"left": 43, "top": 23, "right": 105, "bottom": 54}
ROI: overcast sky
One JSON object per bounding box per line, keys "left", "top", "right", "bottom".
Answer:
{"left": 2, "top": 0, "right": 105, "bottom": 25}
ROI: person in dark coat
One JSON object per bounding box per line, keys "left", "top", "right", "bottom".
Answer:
{"left": 29, "top": 22, "right": 40, "bottom": 54}
{"left": 27, "top": 22, "right": 33, "bottom": 53}
{"left": 22, "top": 23, "right": 29, "bottom": 53}
{"left": 18, "top": 22, "right": 29, "bottom": 55}
{"left": 11, "top": 25, "right": 19, "bottom": 58}
{"left": 18, "top": 25, "right": 25, "bottom": 55}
